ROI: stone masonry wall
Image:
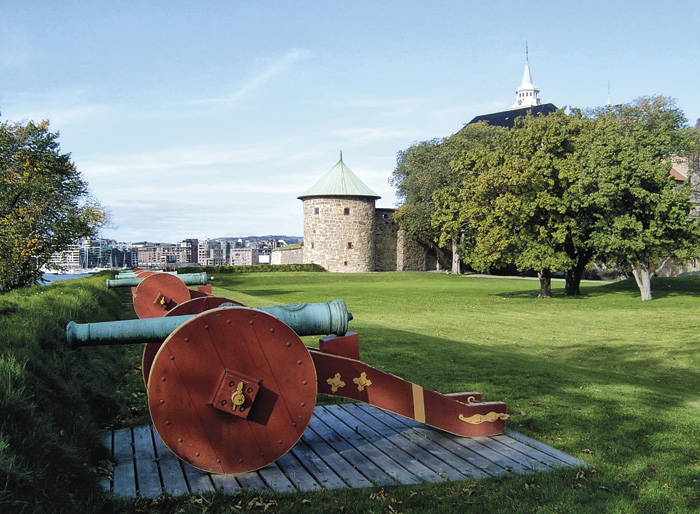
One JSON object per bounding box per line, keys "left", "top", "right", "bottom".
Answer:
{"left": 271, "top": 247, "right": 303, "bottom": 265}
{"left": 302, "top": 196, "right": 375, "bottom": 273}
{"left": 397, "top": 229, "right": 428, "bottom": 271}
{"left": 374, "top": 208, "right": 398, "bottom": 271}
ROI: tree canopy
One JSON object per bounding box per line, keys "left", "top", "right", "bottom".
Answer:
{"left": 390, "top": 123, "right": 506, "bottom": 271}
{"left": 0, "top": 119, "right": 104, "bottom": 291}
{"left": 394, "top": 96, "right": 700, "bottom": 300}
{"left": 583, "top": 97, "right": 700, "bottom": 300}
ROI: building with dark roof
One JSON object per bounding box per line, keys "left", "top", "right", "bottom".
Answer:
{"left": 468, "top": 50, "right": 557, "bottom": 128}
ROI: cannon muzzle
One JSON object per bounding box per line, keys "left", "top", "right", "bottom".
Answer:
{"left": 67, "top": 299, "right": 352, "bottom": 349}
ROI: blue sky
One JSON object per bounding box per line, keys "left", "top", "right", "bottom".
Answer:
{"left": 2, "top": 1, "right": 699, "bottom": 242}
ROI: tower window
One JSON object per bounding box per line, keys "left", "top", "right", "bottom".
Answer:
{"left": 344, "top": 207, "right": 350, "bottom": 215}
{"left": 344, "top": 261, "right": 348, "bottom": 266}
{"left": 314, "top": 207, "right": 320, "bottom": 215}
{"left": 347, "top": 242, "right": 353, "bottom": 249}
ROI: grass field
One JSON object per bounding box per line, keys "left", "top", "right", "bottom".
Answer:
{"left": 4, "top": 270, "right": 700, "bottom": 513}
{"left": 177, "top": 271, "right": 699, "bottom": 514}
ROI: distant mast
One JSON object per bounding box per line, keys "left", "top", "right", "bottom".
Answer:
{"left": 510, "top": 44, "right": 542, "bottom": 110}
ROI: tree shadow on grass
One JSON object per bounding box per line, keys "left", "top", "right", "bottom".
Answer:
{"left": 352, "top": 323, "right": 700, "bottom": 406}
{"left": 349, "top": 322, "right": 698, "bottom": 431}
{"left": 494, "top": 275, "right": 700, "bottom": 300}
{"left": 342, "top": 322, "right": 700, "bottom": 509}
{"left": 233, "top": 289, "right": 303, "bottom": 298}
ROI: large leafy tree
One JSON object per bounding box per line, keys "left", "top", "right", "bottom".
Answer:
{"left": 390, "top": 123, "right": 506, "bottom": 272}
{"left": 434, "top": 110, "right": 593, "bottom": 297}
{"left": 432, "top": 97, "right": 699, "bottom": 300}
{"left": 585, "top": 97, "right": 700, "bottom": 300}
{"left": 0, "top": 119, "right": 104, "bottom": 291}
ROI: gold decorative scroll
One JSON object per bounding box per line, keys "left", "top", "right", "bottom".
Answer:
{"left": 459, "top": 412, "right": 510, "bottom": 425}
{"left": 326, "top": 373, "right": 346, "bottom": 393}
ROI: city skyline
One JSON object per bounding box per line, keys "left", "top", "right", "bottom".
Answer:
{"left": 2, "top": 1, "right": 699, "bottom": 242}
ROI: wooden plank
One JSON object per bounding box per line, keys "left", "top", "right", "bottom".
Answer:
{"left": 307, "top": 414, "right": 398, "bottom": 487}
{"left": 258, "top": 462, "right": 297, "bottom": 493}
{"left": 132, "top": 425, "right": 163, "bottom": 497}
{"left": 357, "top": 404, "right": 508, "bottom": 478}
{"left": 505, "top": 428, "right": 586, "bottom": 467}
{"left": 235, "top": 471, "right": 269, "bottom": 491}
{"left": 342, "top": 403, "right": 472, "bottom": 481}
{"left": 211, "top": 474, "right": 241, "bottom": 493}
{"left": 492, "top": 435, "right": 573, "bottom": 469}
{"left": 181, "top": 464, "right": 214, "bottom": 494}
{"left": 464, "top": 437, "right": 541, "bottom": 474}
{"left": 290, "top": 436, "right": 348, "bottom": 490}
{"left": 314, "top": 406, "right": 422, "bottom": 486}
{"left": 296, "top": 426, "right": 372, "bottom": 489}
{"left": 352, "top": 403, "right": 489, "bottom": 479}
{"left": 152, "top": 427, "right": 189, "bottom": 496}
{"left": 104, "top": 406, "right": 587, "bottom": 498}
{"left": 276, "top": 447, "right": 325, "bottom": 492}
{"left": 326, "top": 404, "right": 445, "bottom": 484}
{"left": 99, "top": 432, "right": 113, "bottom": 493}
{"left": 112, "top": 428, "right": 137, "bottom": 497}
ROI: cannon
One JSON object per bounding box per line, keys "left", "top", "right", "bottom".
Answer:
{"left": 67, "top": 299, "right": 508, "bottom": 475}
{"left": 108, "top": 271, "right": 228, "bottom": 319}
{"left": 114, "top": 269, "right": 178, "bottom": 280}
{"left": 106, "top": 272, "right": 211, "bottom": 289}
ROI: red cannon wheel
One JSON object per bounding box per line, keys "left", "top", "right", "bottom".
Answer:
{"left": 141, "top": 296, "right": 245, "bottom": 386}
{"left": 147, "top": 307, "right": 317, "bottom": 474}
{"left": 133, "top": 273, "right": 192, "bottom": 319}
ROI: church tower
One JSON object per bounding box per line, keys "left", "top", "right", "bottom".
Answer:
{"left": 298, "top": 154, "right": 380, "bottom": 273}
{"left": 510, "top": 46, "right": 541, "bottom": 110}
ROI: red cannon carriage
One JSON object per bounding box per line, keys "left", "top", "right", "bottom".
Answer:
{"left": 67, "top": 299, "right": 508, "bottom": 475}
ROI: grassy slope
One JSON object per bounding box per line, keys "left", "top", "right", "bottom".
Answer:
{"left": 192, "top": 271, "right": 700, "bottom": 514}
{"left": 0, "top": 273, "right": 143, "bottom": 514}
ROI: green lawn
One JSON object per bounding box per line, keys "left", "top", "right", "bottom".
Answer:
{"left": 8, "top": 271, "right": 697, "bottom": 513}
{"left": 173, "top": 271, "right": 700, "bottom": 514}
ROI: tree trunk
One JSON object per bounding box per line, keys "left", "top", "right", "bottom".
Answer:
{"left": 538, "top": 268, "right": 552, "bottom": 298}
{"left": 564, "top": 257, "right": 588, "bottom": 296}
{"left": 632, "top": 262, "right": 653, "bottom": 301}
{"left": 451, "top": 237, "right": 462, "bottom": 275}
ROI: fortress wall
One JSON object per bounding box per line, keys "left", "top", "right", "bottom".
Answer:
{"left": 397, "top": 229, "right": 429, "bottom": 271}
{"left": 374, "top": 208, "right": 398, "bottom": 271}
{"left": 271, "top": 247, "right": 303, "bottom": 265}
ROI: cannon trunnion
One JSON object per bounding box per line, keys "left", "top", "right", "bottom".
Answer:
{"left": 68, "top": 298, "right": 508, "bottom": 475}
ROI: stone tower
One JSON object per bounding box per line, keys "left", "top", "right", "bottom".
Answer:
{"left": 298, "top": 155, "right": 380, "bottom": 273}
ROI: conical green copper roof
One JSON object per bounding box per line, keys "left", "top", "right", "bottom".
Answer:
{"left": 298, "top": 156, "right": 380, "bottom": 199}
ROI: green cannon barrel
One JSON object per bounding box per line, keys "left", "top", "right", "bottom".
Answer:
{"left": 66, "top": 299, "right": 352, "bottom": 349}
{"left": 114, "top": 270, "right": 178, "bottom": 280}
{"left": 105, "top": 272, "right": 212, "bottom": 288}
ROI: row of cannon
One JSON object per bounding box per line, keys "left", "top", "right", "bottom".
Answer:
{"left": 68, "top": 269, "right": 509, "bottom": 475}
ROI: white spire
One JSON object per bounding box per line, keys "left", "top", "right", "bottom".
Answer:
{"left": 510, "top": 45, "right": 541, "bottom": 110}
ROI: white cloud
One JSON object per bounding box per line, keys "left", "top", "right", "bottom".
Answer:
{"left": 188, "top": 48, "right": 312, "bottom": 108}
